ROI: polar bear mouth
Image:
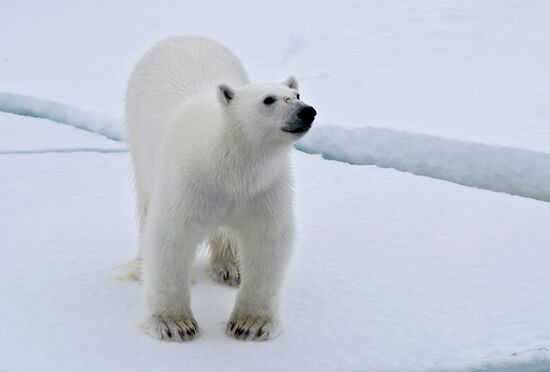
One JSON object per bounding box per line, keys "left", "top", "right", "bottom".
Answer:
{"left": 281, "top": 125, "right": 311, "bottom": 134}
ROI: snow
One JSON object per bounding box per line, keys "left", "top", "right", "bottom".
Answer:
{"left": 1, "top": 1, "right": 550, "bottom": 151}
{"left": 1, "top": 112, "right": 550, "bottom": 371}
{"left": 2, "top": 120, "right": 550, "bottom": 371}
{"left": 297, "top": 125, "right": 550, "bottom": 202}
{"left": 2, "top": 1, "right": 550, "bottom": 371}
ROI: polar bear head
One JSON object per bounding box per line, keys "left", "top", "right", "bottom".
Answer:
{"left": 217, "top": 76, "right": 316, "bottom": 145}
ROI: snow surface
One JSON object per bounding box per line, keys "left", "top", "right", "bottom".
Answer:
{"left": 1, "top": 0, "right": 550, "bottom": 151}
{"left": 1, "top": 116, "right": 550, "bottom": 372}
{"left": 2, "top": 1, "right": 550, "bottom": 371}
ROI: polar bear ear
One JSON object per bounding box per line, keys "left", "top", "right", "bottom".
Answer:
{"left": 217, "top": 84, "right": 235, "bottom": 105}
{"left": 283, "top": 76, "right": 299, "bottom": 90}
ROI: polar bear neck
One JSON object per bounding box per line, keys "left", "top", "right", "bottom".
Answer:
{"left": 207, "top": 117, "right": 292, "bottom": 198}
{"left": 164, "top": 93, "right": 293, "bottom": 199}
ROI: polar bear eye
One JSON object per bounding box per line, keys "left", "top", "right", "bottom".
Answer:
{"left": 263, "top": 96, "right": 276, "bottom": 105}
{"left": 296, "top": 94, "right": 300, "bottom": 100}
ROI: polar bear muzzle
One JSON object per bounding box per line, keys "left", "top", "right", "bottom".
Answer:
{"left": 282, "top": 105, "right": 317, "bottom": 134}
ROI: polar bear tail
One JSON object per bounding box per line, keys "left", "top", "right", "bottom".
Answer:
{"left": 115, "top": 256, "right": 143, "bottom": 282}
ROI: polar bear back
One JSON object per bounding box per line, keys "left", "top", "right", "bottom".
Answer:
{"left": 125, "top": 36, "right": 249, "bottom": 199}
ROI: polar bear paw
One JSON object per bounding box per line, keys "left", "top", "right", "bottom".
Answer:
{"left": 142, "top": 316, "right": 199, "bottom": 342}
{"left": 210, "top": 261, "right": 241, "bottom": 287}
{"left": 226, "top": 315, "right": 279, "bottom": 341}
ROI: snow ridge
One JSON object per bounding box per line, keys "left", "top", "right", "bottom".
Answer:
{"left": 2, "top": 92, "right": 550, "bottom": 202}
{"left": 0, "top": 91, "right": 124, "bottom": 141}
{"left": 0, "top": 147, "right": 127, "bottom": 155}
{"left": 296, "top": 126, "right": 550, "bottom": 203}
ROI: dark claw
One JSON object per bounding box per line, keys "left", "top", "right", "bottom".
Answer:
{"left": 165, "top": 328, "right": 172, "bottom": 338}
{"left": 242, "top": 329, "right": 250, "bottom": 338}
{"left": 229, "top": 321, "right": 236, "bottom": 331}
{"left": 178, "top": 329, "right": 186, "bottom": 339}
{"left": 235, "top": 327, "right": 244, "bottom": 336}
{"left": 187, "top": 328, "right": 195, "bottom": 336}
{"left": 191, "top": 320, "right": 199, "bottom": 330}
{"left": 256, "top": 329, "right": 265, "bottom": 339}
{"left": 223, "top": 271, "right": 228, "bottom": 280}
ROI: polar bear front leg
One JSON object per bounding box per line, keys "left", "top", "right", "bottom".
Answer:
{"left": 140, "top": 211, "right": 203, "bottom": 342}
{"left": 226, "top": 192, "right": 295, "bottom": 341}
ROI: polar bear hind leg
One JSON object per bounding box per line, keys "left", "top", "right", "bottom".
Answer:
{"left": 209, "top": 229, "right": 241, "bottom": 287}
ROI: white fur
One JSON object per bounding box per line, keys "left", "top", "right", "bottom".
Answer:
{"left": 125, "top": 36, "right": 312, "bottom": 342}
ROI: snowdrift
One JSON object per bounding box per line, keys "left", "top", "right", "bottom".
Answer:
{"left": 1, "top": 92, "right": 549, "bottom": 202}
{"left": 0, "top": 91, "right": 123, "bottom": 141}
{"left": 297, "top": 126, "right": 550, "bottom": 202}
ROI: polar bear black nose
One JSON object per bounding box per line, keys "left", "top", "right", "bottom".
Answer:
{"left": 298, "top": 106, "right": 317, "bottom": 126}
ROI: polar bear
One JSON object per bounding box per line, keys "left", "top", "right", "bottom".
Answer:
{"left": 125, "top": 36, "right": 316, "bottom": 342}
